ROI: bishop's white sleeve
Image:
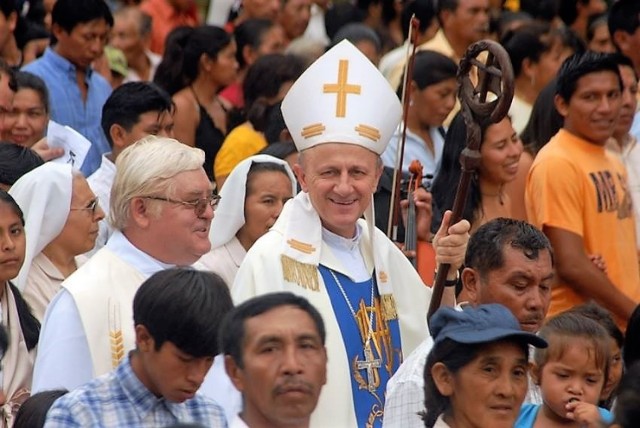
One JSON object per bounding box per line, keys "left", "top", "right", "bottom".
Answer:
{"left": 31, "top": 289, "right": 94, "bottom": 392}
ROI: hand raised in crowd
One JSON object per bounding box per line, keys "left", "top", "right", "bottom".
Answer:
{"left": 432, "top": 210, "right": 470, "bottom": 273}
{"left": 31, "top": 138, "right": 64, "bottom": 162}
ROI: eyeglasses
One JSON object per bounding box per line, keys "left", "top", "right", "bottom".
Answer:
{"left": 143, "top": 193, "right": 221, "bottom": 216}
{"left": 70, "top": 198, "right": 100, "bottom": 215}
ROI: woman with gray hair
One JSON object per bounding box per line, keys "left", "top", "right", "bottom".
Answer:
{"left": 9, "top": 163, "right": 104, "bottom": 321}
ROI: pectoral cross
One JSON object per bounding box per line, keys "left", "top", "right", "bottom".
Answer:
{"left": 357, "top": 343, "right": 381, "bottom": 393}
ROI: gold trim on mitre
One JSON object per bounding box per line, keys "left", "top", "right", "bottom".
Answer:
{"left": 281, "top": 254, "right": 320, "bottom": 292}
{"left": 355, "top": 124, "right": 381, "bottom": 142}
{"left": 323, "top": 59, "right": 361, "bottom": 118}
{"left": 380, "top": 294, "right": 398, "bottom": 320}
{"left": 301, "top": 123, "right": 326, "bottom": 139}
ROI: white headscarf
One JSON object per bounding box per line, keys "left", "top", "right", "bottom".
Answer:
{"left": 9, "top": 163, "right": 74, "bottom": 291}
{"left": 209, "top": 154, "right": 297, "bottom": 248}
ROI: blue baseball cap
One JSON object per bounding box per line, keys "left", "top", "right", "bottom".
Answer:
{"left": 430, "top": 304, "right": 548, "bottom": 348}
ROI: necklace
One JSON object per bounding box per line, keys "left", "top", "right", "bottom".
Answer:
{"left": 329, "top": 269, "right": 381, "bottom": 392}
{"left": 481, "top": 185, "right": 505, "bottom": 206}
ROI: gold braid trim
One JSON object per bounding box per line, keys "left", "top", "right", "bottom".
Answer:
{"left": 281, "top": 255, "right": 320, "bottom": 292}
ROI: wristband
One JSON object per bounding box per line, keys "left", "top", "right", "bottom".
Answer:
{"left": 434, "top": 269, "right": 460, "bottom": 287}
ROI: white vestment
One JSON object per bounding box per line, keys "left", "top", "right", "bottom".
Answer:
{"left": 232, "top": 193, "right": 432, "bottom": 428}
{"left": 196, "top": 236, "right": 246, "bottom": 289}
{"left": 31, "top": 231, "right": 172, "bottom": 392}
{"left": 32, "top": 232, "right": 243, "bottom": 421}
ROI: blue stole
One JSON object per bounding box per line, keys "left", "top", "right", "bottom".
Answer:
{"left": 319, "top": 265, "right": 402, "bottom": 427}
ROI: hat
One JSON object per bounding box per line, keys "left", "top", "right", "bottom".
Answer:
{"left": 104, "top": 46, "right": 128, "bottom": 77}
{"left": 281, "top": 39, "right": 402, "bottom": 155}
{"left": 430, "top": 304, "right": 548, "bottom": 348}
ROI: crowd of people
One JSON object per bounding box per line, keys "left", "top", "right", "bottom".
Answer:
{"left": 1, "top": 0, "right": 640, "bottom": 427}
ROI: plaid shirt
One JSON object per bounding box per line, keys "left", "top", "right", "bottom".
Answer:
{"left": 45, "top": 354, "right": 227, "bottom": 427}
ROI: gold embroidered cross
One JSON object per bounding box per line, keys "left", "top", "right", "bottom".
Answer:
{"left": 323, "top": 59, "right": 361, "bottom": 118}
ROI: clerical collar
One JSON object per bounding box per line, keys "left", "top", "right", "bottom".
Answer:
{"left": 106, "top": 230, "right": 174, "bottom": 279}
{"left": 322, "top": 224, "right": 363, "bottom": 252}
{"left": 322, "top": 224, "right": 369, "bottom": 282}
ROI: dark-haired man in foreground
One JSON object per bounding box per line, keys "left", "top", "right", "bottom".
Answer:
{"left": 46, "top": 268, "right": 232, "bottom": 426}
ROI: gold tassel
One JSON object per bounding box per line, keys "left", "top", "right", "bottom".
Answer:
{"left": 380, "top": 294, "right": 398, "bottom": 320}
{"left": 281, "top": 255, "right": 320, "bottom": 292}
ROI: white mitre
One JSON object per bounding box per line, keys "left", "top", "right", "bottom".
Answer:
{"left": 281, "top": 39, "right": 402, "bottom": 154}
{"left": 277, "top": 40, "right": 403, "bottom": 293}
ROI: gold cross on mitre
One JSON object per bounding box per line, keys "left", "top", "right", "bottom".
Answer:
{"left": 323, "top": 59, "right": 361, "bottom": 118}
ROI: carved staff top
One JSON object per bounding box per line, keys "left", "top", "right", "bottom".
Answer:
{"left": 427, "top": 40, "right": 514, "bottom": 322}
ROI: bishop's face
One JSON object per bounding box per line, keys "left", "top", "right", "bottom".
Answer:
{"left": 293, "top": 143, "right": 382, "bottom": 238}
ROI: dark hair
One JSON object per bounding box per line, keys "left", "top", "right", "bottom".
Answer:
{"left": 234, "top": 19, "right": 276, "bottom": 69}
{"left": 51, "top": 0, "right": 113, "bottom": 34}
{"left": 556, "top": 51, "right": 622, "bottom": 103}
{"left": 611, "top": 52, "right": 638, "bottom": 79}
{"left": 246, "top": 161, "right": 291, "bottom": 196}
{"left": 0, "top": 191, "right": 40, "bottom": 350}
{"left": 430, "top": 112, "right": 490, "bottom": 231}
{"left": 569, "top": 302, "right": 624, "bottom": 349}
{"left": 154, "top": 25, "right": 232, "bottom": 96}
{"left": 557, "top": 0, "right": 589, "bottom": 27}
{"left": 14, "top": 71, "right": 49, "bottom": 113}
{"left": 243, "top": 53, "right": 304, "bottom": 132}
{"left": 0, "top": 189, "right": 24, "bottom": 225}
{"left": 0, "top": 58, "right": 16, "bottom": 92}
{"left": 535, "top": 312, "right": 610, "bottom": 380}
{"left": 330, "top": 23, "right": 381, "bottom": 55}
{"left": 262, "top": 100, "right": 288, "bottom": 144}
{"left": 519, "top": 0, "right": 558, "bottom": 22}
{"left": 133, "top": 268, "right": 233, "bottom": 357}
{"left": 101, "top": 82, "right": 173, "bottom": 147}
{"left": 496, "top": 11, "right": 533, "bottom": 40}
{"left": 464, "top": 218, "right": 554, "bottom": 278}
{"left": 422, "top": 337, "right": 528, "bottom": 428}
{"left": 436, "top": 0, "right": 459, "bottom": 23}
{"left": 623, "top": 305, "right": 640, "bottom": 368}
{"left": 259, "top": 141, "right": 297, "bottom": 160}
{"left": 502, "top": 22, "right": 558, "bottom": 78}
{"left": 608, "top": 0, "right": 640, "bottom": 50}
{"left": 400, "top": 0, "right": 436, "bottom": 40}
{"left": 613, "top": 361, "right": 640, "bottom": 427}
{"left": 219, "top": 292, "right": 325, "bottom": 368}
{"left": 520, "top": 78, "right": 563, "bottom": 154}
{"left": 397, "top": 50, "right": 457, "bottom": 99}
{"left": 557, "top": 26, "right": 586, "bottom": 56}
{"left": 0, "top": 144, "right": 44, "bottom": 187}
{"left": 13, "top": 389, "right": 68, "bottom": 428}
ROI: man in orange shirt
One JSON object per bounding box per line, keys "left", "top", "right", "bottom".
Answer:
{"left": 526, "top": 51, "right": 640, "bottom": 328}
{"left": 139, "top": 0, "right": 200, "bottom": 54}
